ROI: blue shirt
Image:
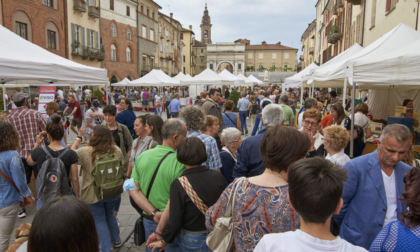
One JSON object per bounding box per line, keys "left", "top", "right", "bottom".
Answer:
{"left": 0, "top": 151, "right": 32, "bottom": 208}
{"left": 187, "top": 130, "right": 222, "bottom": 170}
{"left": 116, "top": 109, "right": 136, "bottom": 137}
{"left": 222, "top": 112, "right": 237, "bottom": 128}
{"left": 168, "top": 98, "right": 181, "bottom": 113}
{"left": 233, "top": 128, "right": 267, "bottom": 178}
{"left": 237, "top": 97, "right": 249, "bottom": 111}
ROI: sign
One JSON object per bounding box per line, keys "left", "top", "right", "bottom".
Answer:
{"left": 38, "top": 86, "right": 56, "bottom": 118}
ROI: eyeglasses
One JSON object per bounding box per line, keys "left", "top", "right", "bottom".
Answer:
{"left": 303, "top": 120, "right": 318, "bottom": 127}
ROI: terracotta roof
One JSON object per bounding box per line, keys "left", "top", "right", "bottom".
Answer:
{"left": 246, "top": 44, "right": 297, "bottom": 50}
{"left": 193, "top": 40, "right": 207, "bottom": 47}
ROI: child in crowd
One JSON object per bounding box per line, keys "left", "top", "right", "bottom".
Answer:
{"left": 254, "top": 157, "right": 367, "bottom": 252}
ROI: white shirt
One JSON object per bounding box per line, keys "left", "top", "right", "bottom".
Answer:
{"left": 56, "top": 89, "right": 64, "bottom": 99}
{"left": 260, "top": 98, "right": 272, "bottom": 107}
{"left": 85, "top": 107, "right": 103, "bottom": 134}
{"left": 298, "top": 112, "right": 304, "bottom": 129}
{"left": 325, "top": 151, "right": 350, "bottom": 167}
{"left": 382, "top": 170, "right": 398, "bottom": 227}
{"left": 254, "top": 229, "right": 367, "bottom": 252}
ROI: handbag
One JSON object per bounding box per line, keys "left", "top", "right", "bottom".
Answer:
{"left": 206, "top": 177, "right": 244, "bottom": 252}
{"left": 224, "top": 112, "right": 237, "bottom": 127}
{"left": 133, "top": 151, "right": 173, "bottom": 246}
{"left": 0, "top": 170, "right": 29, "bottom": 207}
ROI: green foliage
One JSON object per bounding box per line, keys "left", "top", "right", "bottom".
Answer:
{"left": 269, "top": 65, "right": 277, "bottom": 72}
{"left": 228, "top": 89, "right": 241, "bottom": 112}
{"left": 92, "top": 89, "right": 104, "bottom": 105}
{"left": 245, "top": 65, "right": 255, "bottom": 72}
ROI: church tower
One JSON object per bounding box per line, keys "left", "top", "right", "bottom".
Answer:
{"left": 200, "top": 4, "right": 212, "bottom": 44}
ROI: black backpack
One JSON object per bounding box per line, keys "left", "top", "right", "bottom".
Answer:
{"left": 251, "top": 102, "right": 259, "bottom": 114}
{"left": 36, "top": 147, "right": 70, "bottom": 202}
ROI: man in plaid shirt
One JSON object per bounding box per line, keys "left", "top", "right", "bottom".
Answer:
{"left": 5, "top": 92, "right": 47, "bottom": 218}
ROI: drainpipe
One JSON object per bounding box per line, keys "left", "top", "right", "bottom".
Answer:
{"left": 416, "top": 0, "right": 419, "bottom": 30}
{"left": 361, "top": 0, "right": 366, "bottom": 46}
{"left": 64, "top": 0, "right": 69, "bottom": 58}
{"left": 1, "top": 0, "right": 4, "bottom": 25}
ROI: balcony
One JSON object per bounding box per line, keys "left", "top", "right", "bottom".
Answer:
{"left": 88, "top": 48, "right": 98, "bottom": 61}
{"left": 88, "top": 6, "right": 100, "bottom": 18}
{"left": 309, "top": 46, "right": 314, "bottom": 55}
{"left": 80, "top": 47, "right": 89, "bottom": 60}
{"left": 73, "top": 0, "right": 87, "bottom": 13}
{"left": 347, "top": 0, "right": 362, "bottom": 4}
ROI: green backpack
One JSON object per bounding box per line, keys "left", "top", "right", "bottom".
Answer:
{"left": 91, "top": 153, "right": 124, "bottom": 200}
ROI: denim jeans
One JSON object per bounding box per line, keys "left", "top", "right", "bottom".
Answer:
{"left": 178, "top": 231, "right": 210, "bottom": 252}
{"left": 239, "top": 111, "right": 248, "bottom": 133}
{"left": 88, "top": 195, "right": 121, "bottom": 252}
{"left": 166, "top": 101, "right": 171, "bottom": 119}
{"left": 143, "top": 218, "right": 158, "bottom": 252}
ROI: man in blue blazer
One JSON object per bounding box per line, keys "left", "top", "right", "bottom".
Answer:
{"left": 333, "top": 124, "right": 412, "bottom": 249}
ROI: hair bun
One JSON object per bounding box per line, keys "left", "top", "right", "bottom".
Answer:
{"left": 51, "top": 115, "right": 61, "bottom": 124}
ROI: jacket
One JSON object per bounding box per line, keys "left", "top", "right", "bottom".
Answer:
{"left": 202, "top": 98, "right": 225, "bottom": 130}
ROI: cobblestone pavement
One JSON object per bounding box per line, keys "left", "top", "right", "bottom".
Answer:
{"left": 9, "top": 108, "right": 253, "bottom": 251}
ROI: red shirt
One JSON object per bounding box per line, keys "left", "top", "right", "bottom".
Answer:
{"left": 5, "top": 107, "right": 47, "bottom": 158}
{"left": 68, "top": 100, "right": 83, "bottom": 119}
{"left": 321, "top": 114, "right": 334, "bottom": 129}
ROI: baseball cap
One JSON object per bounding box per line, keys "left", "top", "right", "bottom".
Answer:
{"left": 12, "top": 92, "right": 30, "bottom": 103}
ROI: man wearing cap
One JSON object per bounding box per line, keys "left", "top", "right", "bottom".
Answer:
{"left": 5, "top": 92, "right": 47, "bottom": 218}
{"left": 63, "top": 94, "right": 83, "bottom": 135}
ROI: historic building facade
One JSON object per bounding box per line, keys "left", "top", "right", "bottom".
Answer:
{"left": 207, "top": 43, "right": 245, "bottom": 75}
{"left": 301, "top": 19, "right": 316, "bottom": 68}
{"left": 158, "top": 12, "right": 182, "bottom": 76}
{"left": 181, "top": 26, "right": 194, "bottom": 75}
{"left": 2, "top": 0, "right": 66, "bottom": 57}
{"left": 200, "top": 4, "right": 212, "bottom": 44}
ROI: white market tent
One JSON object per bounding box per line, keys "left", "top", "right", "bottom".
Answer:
{"left": 173, "top": 72, "right": 193, "bottom": 84}
{"left": 186, "top": 68, "right": 233, "bottom": 86}
{"left": 236, "top": 73, "right": 254, "bottom": 87}
{"left": 284, "top": 62, "right": 318, "bottom": 89}
{"left": 111, "top": 77, "right": 132, "bottom": 86}
{"left": 247, "top": 74, "right": 263, "bottom": 85}
{"left": 0, "top": 25, "right": 108, "bottom": 85}
{"left": 129, "top": 69, "right": 180, "bottom": 87}
{"left": 218, "top": 69, "right": 245, "bottom": 86}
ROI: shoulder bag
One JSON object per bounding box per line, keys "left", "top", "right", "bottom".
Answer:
{"left": 134, "top": 151, "right": 173, "bottom": 246}
{"left": 206, "top": 177, "right": 245, "bottom": 252}
{"left": 178, "top": 176, "right": 208, "bottom": 215}
{"left": 224, "top": 112, "right": 237, "bottom": 127}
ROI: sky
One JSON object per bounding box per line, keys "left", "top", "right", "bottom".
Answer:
{"left": 156, "top": 0, "right": 316, "bottom": 52}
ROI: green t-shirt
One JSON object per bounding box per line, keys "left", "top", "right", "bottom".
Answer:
{"left": 280, "top": 104, "right": 295, "bottom": 126}
{"left": 131, "top": 145, "right": 185, "bottom": 212}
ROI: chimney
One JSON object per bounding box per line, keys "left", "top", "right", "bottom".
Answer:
{"left": 170, "top": 13, "right": 173, "bottom": 19}
{"left": 189, "top": 25, "right": 192, "bottom": 31}
{"left": 277, "top": 41, "right": 281, "bottom": 45}
{"left": 262, "top": 41, "right": 267, "bottom": 45}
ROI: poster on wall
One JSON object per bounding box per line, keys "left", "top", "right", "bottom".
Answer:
{"left": 37, "top": 86, "right": 56, "bottom": 119}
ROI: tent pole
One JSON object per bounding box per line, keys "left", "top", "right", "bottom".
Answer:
{"left": 2, "top": 85, "right": 6, "bottom": 112}
{"left": 300, "top": 83, "right": 304, "bottom": 105}
{"left": 350, "top": 82, "right": 356, "bottom": 158}
{"left": 343, "top": 77, "right": 347, "bottom": 107}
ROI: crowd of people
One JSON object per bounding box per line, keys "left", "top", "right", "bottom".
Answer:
{"left": 0, "top": 84, "right": 420, "bottom": 252}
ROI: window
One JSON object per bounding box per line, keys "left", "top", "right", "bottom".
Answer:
{"left": 386, "top": 0, "right": 397, "bottom": 12}
{"left": 111, "top": 23, "right": 117, "bottom": 37}
{"left": 152, "top": 12, "right": 155, "bottom": 20}
{"left": 16, "top": 21, "right": 28, "bottom": 40}
{"left": 284, "top": 53, "right": 290, "bottom": 59}
{"left": 183, "top": 55, "right": 185, "bottom": 62}
{"left": 204, "top": 30, "right": 208, "bottom": 38}
{"left": 111, "top": 44, "right": 116, "bottom": 61}
{"left": 180, "top": 33, "right": 183, "bottom": 39}
{"left": 142, "top": 55, "right": 147, "bottom": 68}
{"left": 150, "top": 57, "right": 155, "bottom": 67}
{"left": 272, "top": 53, "right": 277, "bottom": 59}
{"left": 160, "top": 43, "right": 163, "bottom": 52}
{"left": 126, "top": 6, "right": 130, "bottom": 16}
{"left": 248, "top": 53, "right": 253, "bottom": 59}
{"left": 126, "top": 28, "right": 131, "bottom": 40}
{"left": 149, "top": 29, "right": 154, "bottom": 41}
{"left": 209, "top": 63, "right": 213, "bottom": 70}
{"left": 142, "top": 26, "right": 147, "bottom": 38}
{"left": 200, "top": 49, "right": 204, "bottom": 53}
{"left": 238, "top": 63, "right": 242, "bottom": 70}
{"left": 47, "top": 30, "right": 56, "bottom": 49}
{"left": 200, "top": 58, "right": 204, "bottom": 63}
{"left": 147, "top": 9, "right": 149, "bottom": 17}
{"left": 371, "top": 0, "right": 376, "bottom": 28}
{"left": 110, "top": 0, "right": 114, "bottom": 10}
{"left": 141, "top": 5, "right": 143, "bottom": 14}
{"left": 126, "top": 47, "right": 131, "bottom": 63}
{"left": 258, "top": 53, "right": 263, "bottom": 60}
{"left": 44, "top": 0, "right": 53, "bottom": 7}
{"left": 88, "top": 29, "right": 95, "bottom": 47}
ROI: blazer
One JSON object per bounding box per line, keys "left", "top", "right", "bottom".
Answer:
{"left": 333, "top": 150, "right": 411, "bottom": 249}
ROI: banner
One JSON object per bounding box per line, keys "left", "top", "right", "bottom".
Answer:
{"left": 38, "top": 86, "right": 56, "bottom": 119}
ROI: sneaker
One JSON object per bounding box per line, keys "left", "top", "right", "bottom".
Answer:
{"left": 245, "top": 129, "right": 249, "bottom": 135}
{"left": 18, "top": 208, "right": 26, "bottom": 218}
{"left": 113, "top": 240, "right": 122, "bottom": 248}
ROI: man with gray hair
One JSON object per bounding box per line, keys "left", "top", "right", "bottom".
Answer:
{"left": 298, "top": 98, "right": 317, "bottom": 129}
{"left": 279, "top": 94, "right": 295, "bottom": 126}
{"left": 333, "top": 124, "right": 412, "bottom": 249}
{"left": 232, "top": 104, "right": 284, "bottom": 178}
{"left": 129, "top": 118, "right": 187, "bottom": 244}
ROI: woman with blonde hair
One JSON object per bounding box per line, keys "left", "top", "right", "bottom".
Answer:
{"left": 323, "top": 125, "right": 350, "bottom": 166}
{"left": 200, "top": 115, "right": 220, "bottom": 137}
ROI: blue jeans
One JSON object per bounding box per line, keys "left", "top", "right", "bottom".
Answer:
{"left": 239, "top": 111, "right": 248, "bottom": 133}
{"left": 177, "top": 231, "right": 210, "bottom": 252}
{"left": 166, "top": 101, "right": 171, "bottom": 119}
{"left": 143, "top": 218, "right": 159, "bottom": 252}
{"left": 88, "top": 195, "right": 121, "bottom": 252}
{"left": 251, "top": 114, "right": 261, "bottom": 136}
{"left": 171, "top": 112, "right": 179, "bottom": 118}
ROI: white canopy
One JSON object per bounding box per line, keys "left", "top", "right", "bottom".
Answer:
{"left": 186, "top": 68, "right": 233, "bottom": 86}
{"left": 111, "top": 77, "right": 132, "bottom": 86}
{"left": 247, "top": 74, "right": 263, "bottom": 85}
{"left": 173, "top": 72, "right": 194, "bottom": 86}
{"left": 130, "top": 69, "right": 180, "bottom": 87}
{"left": 218, "top": 69, "right": 245, "bottom": 86}
{"left": 307, "top": 44, "right": 363, "bottom": 88}
{"left": 283, "top": 62, "right": 319, "bottom": 90}
{"left": 237, "top": 73, "right": 254, "bottom": 87}
{"left": 0, "top": 25, "right": 108, "bottom": 85}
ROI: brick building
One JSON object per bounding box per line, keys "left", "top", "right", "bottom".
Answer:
{"left": 2, "top": 0, "right": 66, "bottom": 57}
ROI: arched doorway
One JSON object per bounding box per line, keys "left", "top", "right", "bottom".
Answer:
{"left": 217, "top": 62, "right": 233, "bottom": 73}
{"left": 110, "top": 75, "right": 120, "bottom": 83}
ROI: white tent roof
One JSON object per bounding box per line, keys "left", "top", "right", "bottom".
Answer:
{"left": 0, "top": 25, "right": 108, "bottom": 85}
{"left": 218, "top": 69, "right": 245, "bottom": 86}
{"left": 186, "top": 68, "right": 233, "bottom": 86}
{"left": 308, "top": 44, "right": 363, "bottom": 88}
{"left": 346, "top": 23, "right": 420, "bottom": 87}
{"left": 284, "top": 62, "right": 319, "bottom": 89}
{"left": 130, "top": 69, "right": 180, "bottom": 87}
{"left": 247, "top": 74, "right": 263, "bottom": 84}
{"left": 173, "top": 72, "right": 194, "bottom": 86}
{"left": 237, "top": 73, "right": 253, "bottom": 86}
{"left": 111, "top": 77, "right": 132, "bottom": 86}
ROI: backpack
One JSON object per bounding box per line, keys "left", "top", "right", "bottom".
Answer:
{"left": 36, "top": 146, "right": 70, "bottom": 202}
{"left": 251, "top": 102, "right": 259, "bottom": 114}
{"left": 91, "top": 153, "right": 124, "bottom": 200}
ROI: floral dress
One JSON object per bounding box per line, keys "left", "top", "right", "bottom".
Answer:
{"left": 206, "top": 177, "right": 299, "bottom": 251}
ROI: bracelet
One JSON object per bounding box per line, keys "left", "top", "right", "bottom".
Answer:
{"left": 76, "top": 136, "right": 83, "bottom": 140}
{"left": 154, "top": 231, "right": 162, "bottom": 237}
{"left": 150, "top": 208, "right": 159, "bottom": 218}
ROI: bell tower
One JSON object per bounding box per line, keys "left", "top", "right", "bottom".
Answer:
{"left": 200, "top": 3, "right": 212, "bottom": 44}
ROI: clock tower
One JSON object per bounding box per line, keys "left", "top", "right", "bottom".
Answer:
{"left": 200, "top": 4, "right": 212, "bottom": 44}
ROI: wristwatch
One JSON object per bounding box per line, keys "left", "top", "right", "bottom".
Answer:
{"left": 150, "top": 208, "right": 159, "bottom": 218}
